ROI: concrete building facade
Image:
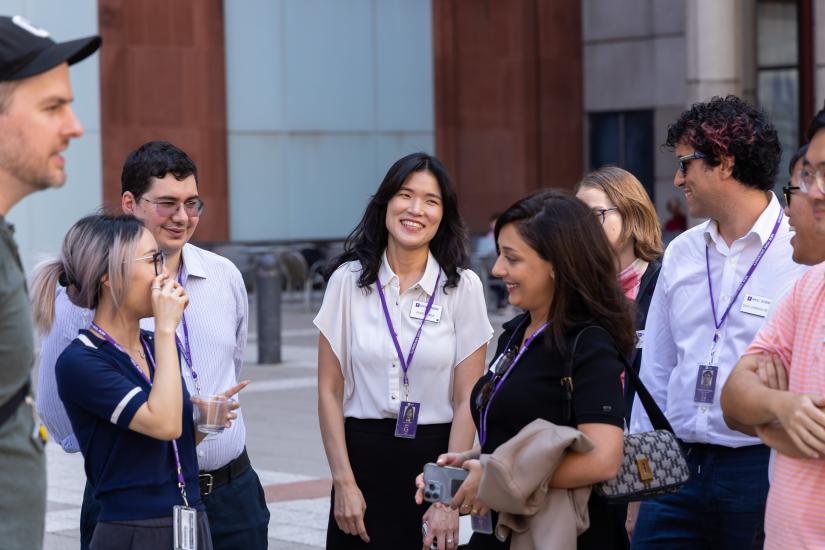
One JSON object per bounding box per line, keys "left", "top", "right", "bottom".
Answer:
{"left": 2, "top": 0, "right": 824, "bottom": 269}
{"left": 584, "top": 0, "right": 821, "bottom": 216}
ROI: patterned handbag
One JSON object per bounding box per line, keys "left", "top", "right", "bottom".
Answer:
{"left": 562, "top": 326, "right": 690, "bottom": 503}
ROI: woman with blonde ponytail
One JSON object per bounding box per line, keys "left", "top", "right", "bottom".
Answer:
{"left": 30, "top": 214, "right": 235, "bottom": 550}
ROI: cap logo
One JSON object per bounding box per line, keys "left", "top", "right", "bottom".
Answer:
{"left": 12, "top": 15, "right": 50, "bottom": 38}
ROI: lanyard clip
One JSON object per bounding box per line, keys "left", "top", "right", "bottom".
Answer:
{"left": 179, "top": 483, "right": 189, "bottom": 508}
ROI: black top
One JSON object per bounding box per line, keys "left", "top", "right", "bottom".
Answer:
{"left": 471, "top": 314, "right": 626, "bottom": 454}
{"left": 468, "top": 314, "right": 627, "bottom": 550}
{"left": 625, "top": 260, "right": 661, "bottom": 420}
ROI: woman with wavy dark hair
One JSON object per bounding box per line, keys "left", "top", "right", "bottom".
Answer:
{"left": 316, "top": 152, "right": 493, "bottom": 549}
{"left": 417, "top": 189, "right": 635, "bottom": 549}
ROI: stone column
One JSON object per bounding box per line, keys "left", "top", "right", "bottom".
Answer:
{"left": 815, "top": 0, "right": 825, "bottom": 109}
{"left": 685, "top": 0, "right": 745, "bottom": 103}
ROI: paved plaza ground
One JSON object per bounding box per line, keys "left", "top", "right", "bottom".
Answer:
{"left": 41, "top": 297, "right": 509, "bottom": 549}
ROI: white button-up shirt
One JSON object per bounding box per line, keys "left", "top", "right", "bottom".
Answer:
{"left": 37, "top": 243, "right": 249, "bottom": 471}
{"left": 314, "top": 251, "right": 493, "bottom": 424}
{"left": 630, "top": 194, "right": 808, "bottom": 447}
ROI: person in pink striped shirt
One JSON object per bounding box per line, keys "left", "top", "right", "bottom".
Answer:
{"left": 722, "top": 110, "right": 825, "bottom": 549}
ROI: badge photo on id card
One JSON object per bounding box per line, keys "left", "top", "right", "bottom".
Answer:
{"left": 693, "top": 365, "right": 719, "bottom": 404}
{"left": 471, "top": 511, "right": 494, "bottom": 535}
{"left": 395, "top": 401, "right": 420, "bottom": 439}
{"left": 173, "top": 505, "right": 197, "bottom": 550}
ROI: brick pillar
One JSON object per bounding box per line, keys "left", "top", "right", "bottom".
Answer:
{"left": 433, "top": 0, "right": 583, "bottom": 231}
{"left": 98, "top": 0, "right": 228, "bottom": 241}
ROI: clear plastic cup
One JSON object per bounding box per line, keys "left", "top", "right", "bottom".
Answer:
{"left": 193, "top": 395, "right": 228, "bottom": 434}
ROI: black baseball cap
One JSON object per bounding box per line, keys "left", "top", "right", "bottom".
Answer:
{"left": 0, "top": 15, "right": 101, "bottom": 82}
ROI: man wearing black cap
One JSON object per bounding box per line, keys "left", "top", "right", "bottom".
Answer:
{"left": 0, "top": 15, "right": 100, "bottom": 550}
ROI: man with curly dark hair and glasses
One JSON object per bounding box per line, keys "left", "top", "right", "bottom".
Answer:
{"left": 626, "top": 96, "right": 807, "bottom": 549}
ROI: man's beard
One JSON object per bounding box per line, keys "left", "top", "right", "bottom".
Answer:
{"left": 0, "top": 135, "right": 64, "bottom": 191}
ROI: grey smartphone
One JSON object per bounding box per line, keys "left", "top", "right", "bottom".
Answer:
{"left": 422, "top": 462, "right": 469, "bottom": 506}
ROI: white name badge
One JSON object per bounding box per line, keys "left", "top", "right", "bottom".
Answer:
{"left": 740, "top": 294, "right": 771, "bottom": 317}
{"left": 636, "top": 330, "right": 645, "bottom": 349}
{"left": 410, "top": 301, "right": 442, "bottom": 323}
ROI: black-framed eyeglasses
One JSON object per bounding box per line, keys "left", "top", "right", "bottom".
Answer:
{"left": 783, "top": 183, "right": 801, "bottom": 207}
{"left": 140, "top": 197, "right": 205, "bottom": 217}
{"left": 593, "top": 207, "right": 618, "bottom": 224}
{"left": 133, "top": 250, "right": 166, "bottom": 276}
{"left": 678, "top": 152, "right": 707, "bottom": 176}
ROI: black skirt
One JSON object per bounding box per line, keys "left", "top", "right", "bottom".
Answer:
{"left": 326, "top": 418, "right": 452, "bottom": 550}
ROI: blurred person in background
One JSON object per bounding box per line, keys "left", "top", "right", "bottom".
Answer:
{"left": 664, "top": 198, "right": 687, "bottom": 233}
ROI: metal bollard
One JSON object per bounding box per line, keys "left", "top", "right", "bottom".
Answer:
{"left": 256, "top": 253, "right": 282, "bottom": 364}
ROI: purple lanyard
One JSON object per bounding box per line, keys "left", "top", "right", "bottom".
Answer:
{"left": 479, "top": 318, "right": 549, "bottom": 447}
{"left": 90, "top": 322, "right": 191, "bottom": 508}
{"left": 176, "top": 263, "right": 200, "bottom": 395}
{"left": 375, "top": 271, "right": 441, "bottom": 388}
{"left": 705, "top": 207, "right": 783, "bottom": 343}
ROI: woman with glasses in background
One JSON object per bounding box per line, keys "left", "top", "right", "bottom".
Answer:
{"left": 575, "top": 167, "right": 663, "bottom": 546}
{"left": 575, "top": 166, "right": 663, "bottom": 415}
{"left": 417, "top": 190, "right": 635, "bottom": 549}
{"left": 31, "top": 214, "right": 236, "bottom": 549}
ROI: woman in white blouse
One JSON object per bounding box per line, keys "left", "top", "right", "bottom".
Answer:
{"left": 315, "top": 152, "right": 493, "bottom": 550}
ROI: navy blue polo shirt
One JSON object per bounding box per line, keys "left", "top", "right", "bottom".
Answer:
{"left": 55, "top": 329, "right": 203, "bottom": 521}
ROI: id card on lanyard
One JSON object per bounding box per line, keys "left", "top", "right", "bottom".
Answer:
{"left": 695, "top": 208, "right": 783, "bottom": 405}
{"left": 90, "top": 323, "right": 198, "bottom": 550}
{"left": 376, "top": 272, "right": 441, "bottom": 439}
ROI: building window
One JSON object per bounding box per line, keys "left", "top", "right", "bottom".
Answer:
{"left": 756, "top": 0, "right": 800, "bottom": 169}
{"left": 589, "top": 110, "right": 655, "bottom": 201}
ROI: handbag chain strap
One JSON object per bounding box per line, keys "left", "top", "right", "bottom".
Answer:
{"left": 562, "top": 325, "right": 675, "bottom": 433}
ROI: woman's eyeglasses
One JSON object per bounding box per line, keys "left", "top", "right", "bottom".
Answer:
{"left": 133, "top": 250, "right": 166, "bottom": 276}
{"left": 593, "top": 207, "right": 618, "bottom": 224}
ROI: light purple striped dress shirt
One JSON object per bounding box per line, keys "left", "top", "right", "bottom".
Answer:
{"left": 36, "top": 243, "right": 249, "bottom": 471}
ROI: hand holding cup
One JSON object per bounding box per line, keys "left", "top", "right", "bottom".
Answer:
{"left": 192, "top": 380, "right": 249, "bottom": 434}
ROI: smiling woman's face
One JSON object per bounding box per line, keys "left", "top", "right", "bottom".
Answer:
{"left": 491, "top": 223, "right": 555, "bottom": 314}
{"left": 385, "top": 170, "right": 443, "bottom": 252}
